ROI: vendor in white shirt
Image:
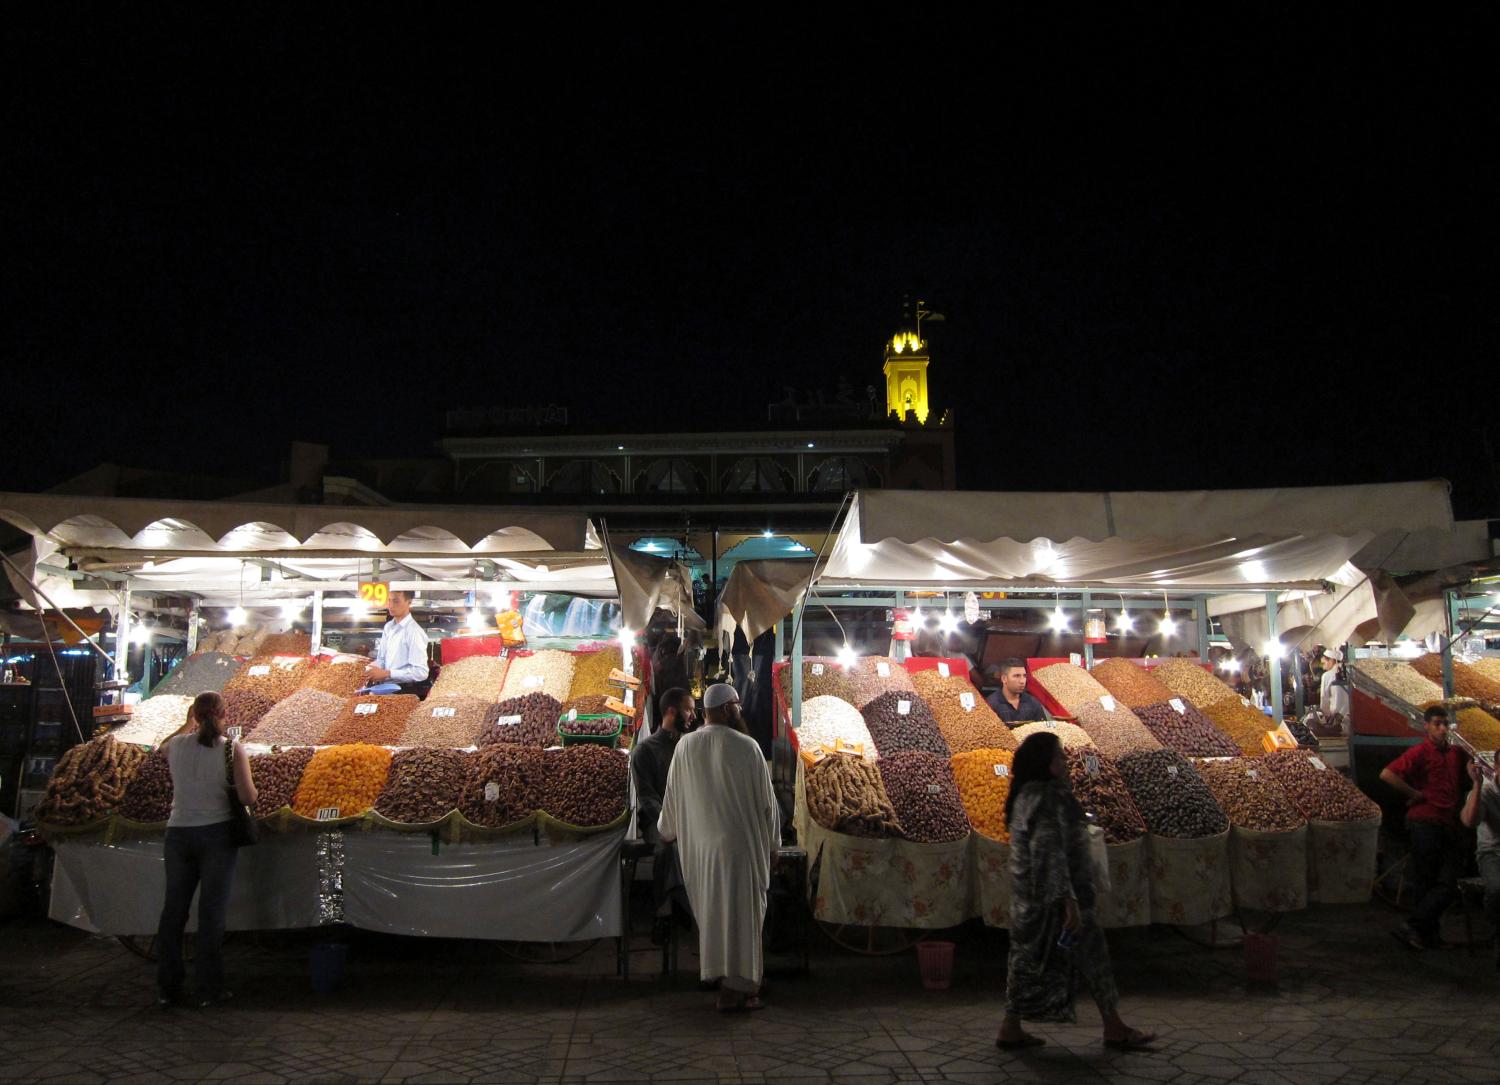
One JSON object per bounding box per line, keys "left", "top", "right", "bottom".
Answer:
{"left": 1319, "top": 648, "right": 1349, "bottom": 723}
{"left": 365, "top": 590, "right": 432, "bottom": 697}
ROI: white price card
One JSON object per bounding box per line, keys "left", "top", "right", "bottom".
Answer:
{"left": 1084, "top": 752, "right": 1100, "bottom": 777}
{"left": 937, "top": 662, "right": 950, "bottom": 678}
{"left": 316, "top": 807, "right": 340, "bottom": 821}
{"left": 897, "top": 700, "right": 911, "bottom": 716}
{"left": 1241, "top": 696, "right": 1253, "bottom": 708}
{"left": 876, "top": 662, "right": 891, "bottom": 677}
{"left": 959, "top": 692, "right": 976, "bottom": 711}
{"left": 1045, "top": 720, "right": 1058, "bottom": 729}
{"left": 1167, "top": 765, "right": 1179, "bottom": 778}
{"left": 355, "top": 703, "right": 378, "bottom": 715}
{"left": 1247, "top": 769, "right": 1259, "bottom": 780}
{"left": 1101, "top": 695, "right": 1117, "bottom": 713}
{"left": 496, "top": 715, "right": 522, "bottom": 726}
{"left": 568, "top": 709, "right": 578, "bottom": 722}
{"left": 226, "top": 726, "right": 242, "bottom": 740}
{"left": 483, "top": 782, "right": 500, "bottom": 802}
{"left": 1170, "top": 698, "right": 1186, "bottom": 714}
{"left": 523, "top": 674, "right": 545, "bottom": 688}
{"left": 1310, "top": 757, "right": 1327, "bottom": 771}
{"left": 811, "top": 663, "right": 825, "bottom": 676}
{"left": 993, "top": 763, "right": 1010, "bottom": 778}
{"left": 926, "top": 783, "right": 942, "bottom": 794}
{"left": 432, "top": 707, "right": 457, "bottom": 718}
{"left": 273, "top": 656, "right": 301, "bottom": 669}
{"left": 1069, "top": 653, "right": 1083, "bottom": 667}
{"left": 247, "top": 665, "right": 271, "bottom": 677}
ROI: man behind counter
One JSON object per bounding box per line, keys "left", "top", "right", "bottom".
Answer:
{"left": 985, "top": 658, "right": 1049, "bottom": 724}
{"left": 364, "top": 590, "right": 432, "bottom": 698}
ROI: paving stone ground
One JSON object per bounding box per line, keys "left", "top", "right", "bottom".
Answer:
{"left": 1, "top": 901, "right": 1497, "bottom": 1085}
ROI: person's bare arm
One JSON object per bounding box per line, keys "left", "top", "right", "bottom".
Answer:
{"left": 1380, "top": 765, "right": 1423, "bottom": 806}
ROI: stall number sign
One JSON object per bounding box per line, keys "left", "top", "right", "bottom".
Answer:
{"left": 484, "top": 782, "right": 500, "bottom": 802}
{"left": 959, "top": 692, "right": 976, "bottom": 711}
{"left": 811, "top": 663, "right": 825, "bottom": 676}
{"left": 1310, "top": 757, "right": 1327, "bottom": 771}
{"left": 358, "top": 581, "right": 390, "bottom": 608}
{"left": 937, "top": 662, "right": 950, "bottom": 678}
{"left": 523, "top": 675, "right": 545, "bottom": 688}
{"left": 876, "top": 662, "right": 891, "bottom": 677}
{"left": 432, "top": 707, "right": 456, "bottom": 718}
{"left": 1170, "top": 698, "right": 1186, "bottom": 714}
{"left": 355, "top": 703, "right": 378, "bottom": 715}
{"left": 897, "top": 700, "right": 911, "bottom": 716}
{"left": 496, "top": 715, "right": 522, "bottom": 727}
{"left": 247, "top": 665, "right": 271, "bottom": 677}
{"left": 993, "top": 763, "right": 1010, "bottom": 778}
{"left": 316, "top": 807, "right": 340, "bottom": 821}
{"left": 1100, "top": 695, "right": 1117, "bottom": 713}
{"left": 1084, "top": 752, "right": 1100, "bottom": 777}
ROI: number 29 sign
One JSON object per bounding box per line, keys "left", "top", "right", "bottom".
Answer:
{"left": 358, "top": 581, "right": 390, "bottom": 607}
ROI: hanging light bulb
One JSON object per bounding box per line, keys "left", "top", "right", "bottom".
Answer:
{"left": 1115, "top": 609, "right": 1133, "bottom": 633}
{"left": 468, "top": 608, "right": 486, "bottom": 631}
{"left": 349, "top": 597, "right": 369, "bottom": 619}
{"left": 1263, "top": 638, "right": 1284, "bottom": 658}
{"left": 280, "top": 598, "right": 305, "bottom": 620}
{"left": 937, "top": 610, "right": 959, "bottom": 634}
{"left": 131, "top": 624, "right": 153, "bottom": 647}
{"left": 1048, "top": 607, "right": 1070, "bottom": 633}
{"left": 618, "top": 625, "right": 635, "bottom": 645}
{"left": 911, "top": 606, "right": 923, "bottom": 626}
{"left": 836, "top": 643, "right": 858, "bottom": 669}
{"left": 1159, "top": 614, "right": 1177, "bottom": 637}
{"left": 1225, "top": 658, "right": 1242, "bottom": 673}
{"left": 227, "top": 606, "right": 248, "bottom": 628}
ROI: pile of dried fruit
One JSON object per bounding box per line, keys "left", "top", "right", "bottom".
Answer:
{"left": 1263, "top": 751, "right": 1381, "bottom": 821}
{"left": 846, "top": 656, "right": 917, "bottom": 708}
{"left": 1195, "top": 758, "right": 1305, "bottom": 832}
{"left": 224, "top": 655, "right": 310, "bottom": 702}
{"left": 1134, "top": 700, "right": 1239, "bottom": 757}
{"left": 249, "top": 746, "right": 315, "bottom": 816}
{"left": 805, "top": 753, "right": 903, "bottom": 838}
{"left": 950, "top": 748, "right": 1015, "bottom": 840}
{"left": 400, "top": 695, "right": 491, "bottom": 747}
{"left": 1351, "top": 658, "right": 1444, "bottom": 705}
{"left": 1151, "top": 659, "right": 1238, "bottom": 707}
{"left": 302, "top": 660, "right": 368, "bottom": 698}
{"left": 1012, "top": 720, "right": 1096, "bottom": 750}
{"left": 1454, "top": 706, "right": 1500, "bottom": 751}
{"left": 479, "top": 693, "right": 563, "bottom": 747}
{"left": 1072, "top": 701, "right": 1163, "bottom": 759}
{"left": 222, "top": 688, "right": 279, "bottom": 736}
{"left": 112, "top": 695, "right": 193, "bottom": 746}
{"left": 1032, "top": 662, "right": 1111, "bottom": 715}
{"left": 567, "top": 646, "right": 624, "bottom": 700}
{"left": 374, "top": 748, "right": 473, "bottom": 823}
{"left": 1412, "top": 654, "right": 1500, "bottom": 704}
{"left": 912, "top": 670, "right": 1015, "bottom": 753}
{"left": 877, "top": 751, "right": 969, "bottom": 843}
{"left": 1282, "top": 715, "right": 1321, "bottom": 750}
{"left": 34, "top": 736, "right": 147, "bottom": 825}
{"left": 795, "top": 696, "right": 877, "bottom": 758}
{"left": 541, "top": 745, "right": 629, "bottom": 826}
{"left": 558, "top": 715, "right": 620, "bottom": 737}
{"left": 430, "top": 655, "right": 509, "bottom": 701}
{"left": 250, "top": 690, "right": 346, "bottom": 745}
{"left": 1090, "top": 659, "right": 1177, "bottom": 707}
{"left": 117, "top": 749, "right": 174, "bottom": 823}
{"left": 1116, "top": 749, "right": 1228, "bottom": 838}
{"left": 459, "top": 745, "right": 544, "bottom": 826}
{"left": 499, "top": 650, "right": 577, "bottom": 702}
{"left": 1065, "top": 748, "right": 1147, "bottom": 843}
{"left": 1200, "top": 697, "right": 1275, "bottom": 755}
{"left": 259, "top": 632, "right": 311, "bottom": 656}
{"left": 321, "top": 694, "right": 420, "bottom": 745}
{"left": 861, "top": 691, "right": 950, "bottom": 758}
{"left": 561, "top": 694, "right": 612, "bottom": 718}
{"left": 291, "top": 744, "right": 392, "bottom": 818}
{"left": 151, "top": 653, "right": 240, "bottom": 699}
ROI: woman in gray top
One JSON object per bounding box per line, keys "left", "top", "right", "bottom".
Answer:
{"left": 155, "top": 691, "right": 257, "bottom": 1009}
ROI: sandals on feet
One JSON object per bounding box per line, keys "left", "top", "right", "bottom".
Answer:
{"left": 1103, "top": 1028, "right": 1156, "bottom": 1051}
{"left": 996, "top": 1034, "right": 1045, "bottom": 1050}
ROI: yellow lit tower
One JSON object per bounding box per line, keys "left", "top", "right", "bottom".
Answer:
{"left": 882, "top": 300, "right": 933, "bottom": 424}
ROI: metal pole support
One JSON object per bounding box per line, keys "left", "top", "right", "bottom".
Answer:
{"left": 1266, "top": 592, "right": 1282, "bottom": 723}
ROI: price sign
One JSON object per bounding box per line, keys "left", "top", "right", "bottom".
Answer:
{"left": 876, "top": 662, "right": 891, "bottom": 677}
{"left": 247, "top": 665, "right": 271, "bottom": 677}
{"left": 358, "top": 581, "right": 390, "bottom": 608}
{"left": 496, "top": 715, "right": 522, "bottom": 726}
{"left": 993, "top": 763, "right": 1010, "bottom": 778}
{"left": 1310, "top": 757, "right": 1327, "bottom": 772}
{"left": 1170, "top": 698, "right": 1186, "bottom": 714}
{"left": 432, "top": 707, "right": 456, "bottom": 719}
{"left": 1045, "top": 720, "right": 1057, "bottom": 729}
{"left": 226, "top": 726, "right": 242, "bottom": 740}
{"left": 1069, "top": 653, "right": 1083, "bottom": 667}
{"left": 1247, "top": 769, "right": 1259, "bottom": 780}
{"left": 897, "top": 700, "right": 911, "bottom": 716}
{"left": 959, "top": 692, "right": 976, "bottom": 711}
{"left": 926, "top": 783, "right": 942, "bottom": 794}
{"left": 523, "top": 675, "right": 544, "bottom": 688}
{"left": 811, "top": 663, "right": 825, "bottom": 676}
{"left": 273, "top": 656, "right": 301, "bottom": 669}
{"left": 1167, "top": 765, "right": 1179, "bottom": 778}
{"left": 316, "top": 807, "right": 341, "bottom": 821}
{"left": 1101, "top": 695, "right": 1117, "bottom": 713}
{"left": 568, "top": 709, "right": 578, "bottom": 722}
{"left": 937, "top": 662, "right": 950, "bottom": 678}
{"left": 1084, "top": 751, "right": 1100, "bottom": 777}
{"left": 483, "top": 782, "right": 500, "bottom": 802}
{"left": 355, "top": 703, "right": 378, "bottom": 715}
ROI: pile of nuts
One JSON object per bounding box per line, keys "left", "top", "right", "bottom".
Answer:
{"left": 459, "top": 745, "right": 544, "bottom": 827}
{"left": 1090, "top": 659, "right": 1177, "bottom": 707}
{"left": 259, "top": 632, "right": 311, "bottom": 656}
{"left": 34, "top": 736, "right": 147, "bottom": 825}
{"left": 430, "top": 655, "right": 509, "bottom": 701}
{"left": 112, "top": 695, "right": 193, "bottom": 746}
{"left": 222, "top": 688, "right": 280, "bottom": 736}
{"left": 912, "top": 671, "right": 1015, "bottom": 753}
{"left": 1134, "top": 700, "right": 1240, "bottom": 757}
{"left": 321, "top": 694, "right": 420, "bottom": 745}
{"left": 1350, "top": 658, "right": 1443, "bottom": 705}
{"left": 1072, "top": 701, "right": 1163, "bottom": 759}
{"left": 1115, "top": 749, "right": 1228, "bottom": 838}
{"left": 400, "top": 694, "right": 491, "bottom": 747}
{"left": 249, "top": 689, "right": 346, "bottom": 745}
{"left": 861, "top": 691, "right": 951, "bottom": 758}
{"left": 1012, "top": 720, "right": 1095, "bottom": 750}
{"left": 480, "top": 693, "right": 563, "bottom": 747}
{"left": 1263, "top": 750, "right": 1381, "bottom": 821}
{"left": 302, "top": 660, "right": 368, "bottom": 698}
{"left": 1200, "top": 697, "right": 1276, "bottom": 755}
{"left": 541, "top": 745, "right": 629, "bottom": 827}
{"left": 949, "top": 748, "right": 1015, "bottom": 841}
{"left": 249, "top": 746, "right": 315, "bottom": 816}
{"left": 796, "top": 696, "right": 877, "bottom": 759}
{"left": 117, "top": 749, "right": 174, "bottom": 823}
{"left": 374, "top": 748, "right": 474, "bottom": 823}
{"left": 1150, "top": 660, "right": 1237, "bottom": 707}
{"left": 877, "top": 750, "right": 969, "bottom": 843}
{"left": 805, "top": 753, "right": 904, "bottom": 838}
{"left": 291, "top": 743, "right": 392, "bottom": 818}
{"left": 1065, "top": 748, "right": 1146, "bottom": 843}
{"left": 779, "top": 660, "right": 856, "bottom": 705}
{"left": 567, "top": 646, "right": 624, "bottom": 700}
{"left": 1195, "top": 757, "right": 1305, "bottom": 832}
{"left": 1032, "top": 662, "right": 1111, "bottom": 715}
{"left": 499, "top": 650, "right": 577, "bottom": 703}
{"left": 846, "top": 656, "right": 917, "bottom": 709}
{"left": 151, "top": 653, "right": 240, "bottom": 699}
{"left": 223, "top": 655, "right": 310, "bottom": 702}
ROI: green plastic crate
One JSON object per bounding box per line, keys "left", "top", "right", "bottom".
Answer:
{"left": 557, "top": 711, "right": 624, "bottom": 748}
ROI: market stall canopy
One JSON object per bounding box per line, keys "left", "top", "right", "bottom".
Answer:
{"left": 606, "top": 545, "right": 700, "bottom": 632}
{"left": 715, "top": 558, "right": 819, "bottom": 651}
{"left": 819, "top": 483, "right": 1459, "bottom": 591}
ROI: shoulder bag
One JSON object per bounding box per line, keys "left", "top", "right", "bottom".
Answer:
{"left": 224, "top": 738, "right": 260, "bottom": 847}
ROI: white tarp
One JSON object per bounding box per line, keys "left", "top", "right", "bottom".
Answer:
{"left": 715, "top": 558, "right": 818, "bottom": 651}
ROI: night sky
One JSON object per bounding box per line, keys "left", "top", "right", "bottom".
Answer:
{"left": 5, "top": 7, "right": 1497, "bottom": 517}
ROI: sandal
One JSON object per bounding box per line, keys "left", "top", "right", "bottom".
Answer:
{"left": 996, "top": 1034, "right": 1045, "bottom": 1050}
{"left": 715, "top": 994, "right": 766, "bottom": 1013}
{"left": 1103, "top": 1028, "right": 1156, "bottom": 1051}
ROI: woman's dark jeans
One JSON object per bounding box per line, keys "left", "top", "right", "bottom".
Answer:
{"left": 157, "top": 821, "right": 238, "bottom": 1000}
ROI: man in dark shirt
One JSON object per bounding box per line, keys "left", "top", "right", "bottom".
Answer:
{"left": 631, "top": 686, "right": 695, "bottom": 938}
{"left": 1381, "top": 705, "right": 1471, "bottom": 950}
{"left": 985, "top": 658, "right": 1049, "bottom": 724}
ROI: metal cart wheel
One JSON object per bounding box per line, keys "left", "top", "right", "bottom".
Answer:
{"left": 494, "top": 938, "right": 601, "bottom": 964}
{"left": 815, "top": 919, "right": 930, "bottom": 956}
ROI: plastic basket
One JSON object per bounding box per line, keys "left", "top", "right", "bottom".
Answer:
{"left": 915, "top": 940, "right": 955, "bottom": 990}
{"left": 557, "top": 712, "right": 624, "bottom": 748}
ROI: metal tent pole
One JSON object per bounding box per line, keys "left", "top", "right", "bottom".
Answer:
{"left": 1195, "top": 596, "right": 1210, "bottom": 660}
{"left": 1081, "top": 590, "right": 1093, "bottom": 668}
{"left": 311, "top": 590, "right": 325, "bottom": 655}
{"left": 114, "top": 590, "right": 133, "bottom": 686}
{"left": 1266, "top": 592, "right": 1282, "bottom": 722}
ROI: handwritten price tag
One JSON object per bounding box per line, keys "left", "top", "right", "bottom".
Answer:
{"left": 355, "top": 703, "right": 378, "bottom": 715}
{"left": 483, "top": 782, "right": 500, "bottom": 802}
{"left": 523, "top": 675, "right": 544, "bottom": 688}
{"left": 496, "top": 715, "right": 522, "bottom": 726}
{"left": 925, "top": 783, "right": 942, "bottom": 794}
{"left": 937, "top": 662, "right": 950, "bottom": 678}
{"left": 432, "top": 707, "right": 456, "bottom": 719}
{"left": 226, "top": 726, "right": 242, "bottom": 740}
{"left": 1170, "top": 698, "right": 1186, "bottom": 714}
{"left": 316, "top": 807, "right": 340, "bottom": 821}
{"left": 811, "top": 663, "right": 825, "bottom": 676}
{"left": 568, "top": 709, "right": 578, "bottom": 722}
{"left": 993, "top": 763, "right": 1010, "bottom": 778}
{"left": 897, "top": 700, "right": 911, "bottom": 716}
{"left": 1101, "top": 695, "right": 1117, "bottom": 713}
{"left": 1084, "top": 752, "right": 1100, "bottom": 777}
{"left": 1247, "top": 769, "right": 1259, "bottom": 780}
{"left": 959, "top": 692, "right": 976, "bottom": 711}
{"left": 1310, "top": 757, "right": 1327, "bottom": 771}
{"left": 876, "top": 662, "right": 891, "bottom": 677}
{"left": 1167, "top": 765, "right": 1179, "bottom": 778}
{"left": 247, "top": 665, "right": 271, "bottom": 677}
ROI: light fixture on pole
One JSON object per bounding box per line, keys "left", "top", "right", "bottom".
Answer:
{"left": 1158, "top": 592, "right": 1176, "bottom": 637}
{"left": 1115, "top": 595, "right": 1133, "bottom": 633}
{"left": 836, "top": 643, "right": 858, "bottom": 669}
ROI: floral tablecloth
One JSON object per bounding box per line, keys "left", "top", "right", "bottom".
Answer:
{"left": 1147, "top": 830, "right": 1232, "bottom": 926}
{"left": 1229, "top": 825, "right": 1308, "bottom": 912}
{"left": 1307, "top": 816, "right": 1381, "bottom": 904}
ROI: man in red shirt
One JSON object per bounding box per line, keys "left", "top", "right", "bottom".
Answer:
{"left": 1380, "top": 705, "right": 1471, "bottom": 950}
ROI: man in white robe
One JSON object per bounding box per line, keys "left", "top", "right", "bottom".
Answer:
{"left": 658, "top": 682, "right": 780, "bottom": 1011}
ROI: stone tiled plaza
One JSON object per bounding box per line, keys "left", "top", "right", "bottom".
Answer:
{"left": 2, "top": 901, "right": 1496, "bottom": 1085}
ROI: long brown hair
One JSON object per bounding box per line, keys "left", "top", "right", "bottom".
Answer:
{"left": 190, "top": 691, "right": 225, "bottom": 747}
